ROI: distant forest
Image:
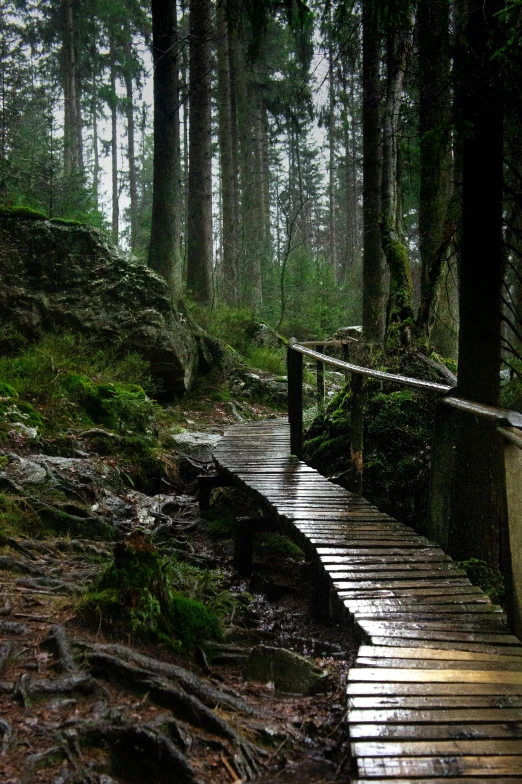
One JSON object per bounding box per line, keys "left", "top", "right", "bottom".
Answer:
{"left": 1, "top": 0, "right": 522, "bottom": 355}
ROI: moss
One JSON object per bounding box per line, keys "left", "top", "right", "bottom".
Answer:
{"left": 382, "top": 232, "right": 415, "bottom": 347}
{"left": 0, "top": 383, "right": 18, "bottom": 399}
{"left": 79, "top": 533, "right": 222, "bottom": 651}
{"left": 0, "top": 398, "right": 43, "bottom": 428}
{"left": 255, "top": 532, "right": 303, "bottom": 558}
{"left": 204, "top": 510, "right": 238, "bottom": 538}
{"left": 0, "top": 205, "right": 49, "bottom": 221}
{"left": 455, "top": 558, "right": 505, "bottom": 605}
{"left": 304, "top": 354, "right": 437, "bottom": 528}
{"left": 57, "top": 373, "right": 156, "bottom": 433}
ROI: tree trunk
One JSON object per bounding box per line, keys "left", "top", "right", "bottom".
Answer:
{"left": 415, "top": 0, "right": 452, "bottom": 343}
{"left": 124, "top": 38, "right": 138, "bottom": 251}
{"left": 62, "top": 0, "right": 82, "bottom": 176}
{"left": 91, "top": 61, "right": 100, "bottom": 212}
{"left": 361, "top": 0, "right": 384, "bottom": 344}
{"left": 448, "top": 0, "right": 505, "bottom": 565}
{"left": 110, "top": 48, "right": 119, "bottom": 240}
{"left": 216, "top": 0, "right": 238, "bottom": 306}
{"left": 186, "top": 0, "right": 213, "bottom": 303}
{"left": 328, "top": 20, "right": 337, "bottom": 279}
{"left": 381, "top": 29, "right": 414, "bottom": 346}
{"left": 149, "top": 0, "right": 182, "bottom": 291}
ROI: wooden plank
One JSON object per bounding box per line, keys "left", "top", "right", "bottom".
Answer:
{"left": 353, "top": 739, "right": 522, "bottom": 756}
{"left": 348, "top": 696, "right": 522, "bottom": 709}
{"left": 355, "top": 657, "right": 522, "bottom": 671}
{"left": 349, "top": 722, "right": 522, "bottom": 740}
{"left": 349, "top": 710, "right": 522, "bottom": 725}
{"left": 356, "top": 756, "right": 522, "bottom": 777}
{"left": 356, "top": 628, "right": 517, "bottom": 645}
{"left": 349, "top": 668, "right": 522, "bottom": 684}
{"left": 368, "top": 638, "right": 522, "bottom": 655}
{"left": 353, "top": 779, "right": 522, "bottom": 784}
{"left": 358, "top": 646, "right": 522, "bottom": 662}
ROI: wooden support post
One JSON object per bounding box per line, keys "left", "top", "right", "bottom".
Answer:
{"left": 287, "top": 343, "right": 303, "bottom": 458}
{"left": 197, "top": 474, "right": 233, "bottom": 511}
{"left": 501, "top": 429, "right": 522, "bottom": 638}
{"left": 426, "top": 402, "right": 455, "bottom": 548}
{"left": 316, "top": 343, "right": 325, "bottom": 409}
{"left": 233, "top": 517, "right": 279, "bottom": 577}
{"left": 350, "top": 373, "right": 364, "bottom": 495}
{"left": 342, "top": 342, "right": 350, "bottom": 382}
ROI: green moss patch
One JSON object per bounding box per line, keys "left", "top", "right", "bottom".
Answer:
{"left": 79, "top": 533, "right": 223, "bottom": 652}
{"left": 455, "top": 558, "right": 505, "bottom": 606}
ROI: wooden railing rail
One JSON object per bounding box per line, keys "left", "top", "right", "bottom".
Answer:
{"left": 287, "top": 336, "right": 522, "bottom": 635}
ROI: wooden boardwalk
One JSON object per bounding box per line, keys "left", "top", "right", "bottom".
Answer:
{"left": 212, "top": 419, "right": 522, "bottom": 782}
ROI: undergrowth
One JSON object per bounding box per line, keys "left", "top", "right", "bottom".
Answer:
{"left": 0, "top": 331, "right": 157, "bottom": 435}
{"left": 79, "top": 533, "right": 248, "bottom": 652}
{"left": 455, "top": 558, "right": 505, "bottom": 606}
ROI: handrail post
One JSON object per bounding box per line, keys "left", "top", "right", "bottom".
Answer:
{"left": 350, "top": 372, "right": 364, "bottom": 494}
{"left": 342, "top": 341, "right": 350, "bottom": 381}
{"left": 287, "top": 339, "right": 303, "bottom": 457}
{"left": 316, "top": 343, "right": 325, "bottom": 409}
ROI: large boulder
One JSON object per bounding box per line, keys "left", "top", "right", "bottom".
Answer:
{"left": 0, "top": 210, "right": 216, "bottom": 394}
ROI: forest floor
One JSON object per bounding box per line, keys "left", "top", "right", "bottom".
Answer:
{"left": 0, "top": 385, "right": 356, "bottom": 784}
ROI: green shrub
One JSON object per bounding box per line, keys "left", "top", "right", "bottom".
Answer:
{"left": 243, "top": 346, "right": 286, "bottom": 375}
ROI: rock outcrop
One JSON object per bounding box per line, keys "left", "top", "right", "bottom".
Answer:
{"left": 0, "top": 210, "right": 218, "bottom": 394}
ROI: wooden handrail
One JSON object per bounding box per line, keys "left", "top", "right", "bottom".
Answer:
{"left": 298, "top": 338, "right": 359, "bottom": 346}
{"left": 289, "top": 338, "right": 452, "bottom": 393}
{"left": 498, "top": 426, "right": 522, "bottom": 449}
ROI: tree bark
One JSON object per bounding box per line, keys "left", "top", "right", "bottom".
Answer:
{"left": 149, "top": 0, "right": 182, "bottom": 291}
{"left": 110, "top": 48, "right": 119, "bottom": 240}
{"left": 415, "top": 0, "right": 452, "bottom": 343}
{"left": 328, "top": 19, "right": 337, "bottom": 279}
{"left": 381, "top": 28, "right": 414, "bottom": 346}
{"left": 62, "top": 0, "right": 82, "bottom": 176}
{"left": 216, "top": 0, "right": 238, "bottom": 306}
{"left": 124, "top": 37, "right": 138, "bottom": 251}
{"left": 186, "top": 0, "right": 213, "bottom": 303}
{"left": 362, "top": 0, "right": 384, "bottom": 344}
{"left": 448, "top": 0, "right": 505, "bottom": 565}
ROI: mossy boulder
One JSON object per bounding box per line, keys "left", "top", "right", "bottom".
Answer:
{"left": 0, "top": 211, "right": 221, "bottom": 394}
{"left": 244, "top": 645, "right": 329, "bottom": 694}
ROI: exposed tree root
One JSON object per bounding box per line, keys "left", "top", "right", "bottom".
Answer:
{"left": 0, "top": 596, "right": 12, "bottom": 615}
{"left": 0, "top": 620, "right": 29, "bottom": 634}
{"left": 0, "top": 556, "right": 43, "bottom": 576}
{"left": 0, "top": 717, "right": 12, "bottom": 755}
{"left": 16, "top": 577, "right": 79, "bottom": 594}
{"left": 82, "top": 650, "right": 265, "bottom": 777}
{"left": 77, "top": 640, "right": 255, "bottom": 715}
{"left": 0, "top": 641, "right": 12, "bottom": 674}
{"left": 45, "top": 625, "right": 76, "bottom": 674}
{"left": 81, "top": 722, "right": 203, "bottom": 784}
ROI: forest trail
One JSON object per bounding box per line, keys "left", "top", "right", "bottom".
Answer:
{"left": 213, "top": 419, "right": 522, "bottom": 782}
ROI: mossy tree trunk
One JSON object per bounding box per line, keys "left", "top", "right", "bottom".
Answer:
{"left": 380, "top": 28, "right": 414, "bottom": 347}
{"left": 361, "top": 0, "right": 385, "bottom": 345}
{"left": 415, "top": 0, "right": 452, "bottom": 346}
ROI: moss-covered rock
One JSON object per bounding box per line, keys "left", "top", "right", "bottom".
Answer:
{"left": 244, "top": 645, "right": 329, "bottom": 694}
{"left": 0, "top": 211, "right": 224, "bottom": 394}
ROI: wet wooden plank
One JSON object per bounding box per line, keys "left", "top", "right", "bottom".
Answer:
{"left": 349, "top": 722, "right": 522, "bottom": 740}
{"left": 348, "top": 695, "right": 522, "bottom": 709}
{"left": 354, "top": 779, "right": 522, "bottom": 784}
{"left": 353, "top": 738, "right": 522, "bottom": 756}
{"left": 349, "top": 668, "right": 522, "bottom": 684}
{"left": 368, "top": 638, "right": 522, "bottom": 655}
{"left": 356, "top": 755, "right": 522, "bottom": 777}
{"left": 355, "top": 657, "right": 521, "bottom": 670}
{"left": 357, "top": 646, "right": 522, "bottom": 661}
{"left": 349, "top": 709, "right": 522, "bottom": 725}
